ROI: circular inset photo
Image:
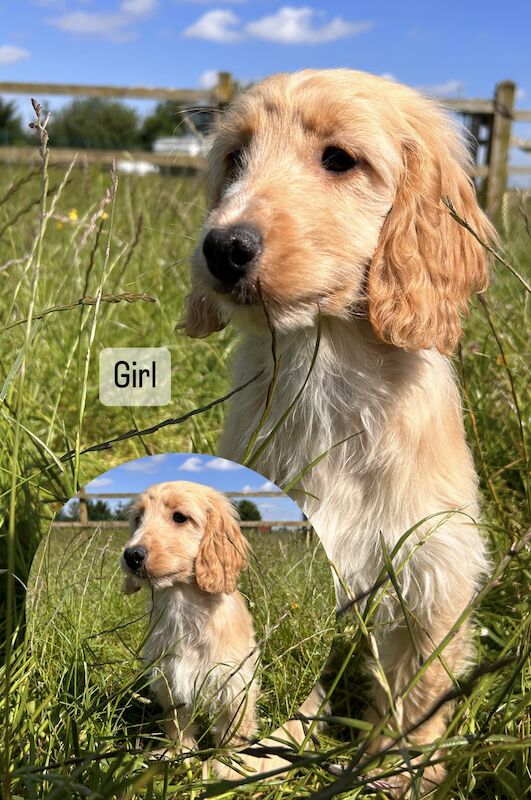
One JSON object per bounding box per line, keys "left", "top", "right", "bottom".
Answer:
{"left": 27, "top": 453, "right": 335, "bottom": 781}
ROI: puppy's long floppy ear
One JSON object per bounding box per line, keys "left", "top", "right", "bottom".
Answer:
{"left": 368, "top": 114, "right": 496, "bottom": 353}
{"left": 179, "top": 285, "right": 227, "bottom": 339}
{"left": 195, "top": 503, "right": 248, "bottom": 594}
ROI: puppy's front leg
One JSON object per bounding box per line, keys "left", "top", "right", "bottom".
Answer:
{"left": 147, "top": 704, "right": 199, "bottom": 761}
{"left": 366, "top": 605, "right": 473, "bottom": 795}
{"left": 213, "top": 677, "right": 259, "bottom": 749}
{"left": 208, "top": 682, "right": 328, "bottom": 781}
{"left": 162, "top": 706, "right": 199, "bottom": 753}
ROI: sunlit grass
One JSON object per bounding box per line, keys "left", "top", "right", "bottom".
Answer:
{"left": 0, "top": 117, "right": 529, "bottom": 799}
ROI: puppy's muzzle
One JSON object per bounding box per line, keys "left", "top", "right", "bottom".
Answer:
{"left": 203, "top": 224, "right": 262, "bottom": 287}
{"left": 123, "top": 545, "right": 147, "bottom": 573}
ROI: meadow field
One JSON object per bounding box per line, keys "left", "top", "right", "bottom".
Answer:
{"left": 0, "top": 120, "right": 529, "bottom": 799}
{"left": 27, "top": 525, "right": 335, "bottom": 744}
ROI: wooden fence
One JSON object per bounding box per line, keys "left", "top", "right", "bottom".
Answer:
{"left": 1, "top": 74, "right": 530, "bottom": 214}
{"left": 51, "top": 488, "right": 311, "bottom": 533}
{"left": 0, "top": 72, "right": 235, "bottom": 172}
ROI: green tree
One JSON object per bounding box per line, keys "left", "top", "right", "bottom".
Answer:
{"left": 55, "top": 499, "right": 113, "bottom": 521}
{"left": 236, "top": 500, "right": 262, "bottom": 522}
{"left": 55, "top": 501, "right": 79, "bottom": 522}
{"left": 48, "top": 97, "right": 140, "bottom": 150}
{"left": 140, "top": 101, "right": 184, "bottom": 149}
{"left": 87, "top": 500, "right": 114, "bottom": 521}
{"left": 0, "top": 99, "right": 27, "bottom": 145}
{"left": 114, "top": 500, "right": 135, "bottom": 521}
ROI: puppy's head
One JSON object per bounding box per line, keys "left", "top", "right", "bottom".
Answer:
{"left": 121, "top": 481, "right": 248, "bottom": 595}
{"left": 184, "top": 69, "right": 495, "bottom": 352}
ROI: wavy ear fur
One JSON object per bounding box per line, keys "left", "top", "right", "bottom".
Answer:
{"left": 368, "top": 115, "right": 496, "bottom": 353}
{"left": 179, "top": 285, "right": 227, "bottom": 339}
{"left": 195, "top": 503, "right": 248, "bottom": 594}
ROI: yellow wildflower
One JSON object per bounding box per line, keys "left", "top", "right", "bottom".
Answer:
{"left": 99, "top": 211, "right": 109, "bottom": 220}
{"left": 68, "top": 208, "right": 78, "bottom": 222}
{"left": 290, "top": 602, "right": 299, "bottom": 609}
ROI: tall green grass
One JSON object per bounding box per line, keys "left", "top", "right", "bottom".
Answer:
{"left": 0, "top": 116, "right": 529, "bottom": 799}
{"left": 27, "top": 525, "right": 335, "bottom": 741}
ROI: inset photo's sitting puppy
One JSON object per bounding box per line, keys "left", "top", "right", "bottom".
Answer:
{"left": 121, "top": 481, "right": 258, "bottom": 753}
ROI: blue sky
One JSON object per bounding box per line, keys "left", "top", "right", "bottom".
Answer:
{"left": 2, "top": 1, "right": 529, "bottom": 102}
{"left": 2, "top": 2, "right": 530, "bottom": 169}
{"left": 76, "top": 452, "right": 303, "bottom": 521}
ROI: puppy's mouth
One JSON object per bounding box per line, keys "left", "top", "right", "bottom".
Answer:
{"left": 212, "top": 275, "right": 260, "bottom": 306}
{"left": 121, "top": 553, "right": 195, "bottom": 590}
{"left": 211, "top": 274, "right": 331, "bottom": 314}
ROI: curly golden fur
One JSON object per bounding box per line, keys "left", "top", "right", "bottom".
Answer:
{"left": 183, "top": 69, "right": 497, "bottom": 793}
{"left": 121, "top": 481, "right": 258, "bottom": 754}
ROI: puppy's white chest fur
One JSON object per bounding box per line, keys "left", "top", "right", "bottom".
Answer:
{"left": 144, "top": 588, "right": 221, "bottom": 707}
{"left": 144, "top": 585, "right": 258, "bottom": 723}
{"left": 220, "top": 318, "right": 485, "bottom": 615}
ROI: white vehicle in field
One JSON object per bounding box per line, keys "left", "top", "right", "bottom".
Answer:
{"left": 116, "top": 159, "right": 160, "bottom": 175}
{"left": 152, "top": 134, "right": 210, "bottom": 157}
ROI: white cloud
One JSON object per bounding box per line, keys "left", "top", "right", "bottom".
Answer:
{"left": 380, "top": 72, "right": 396, "bottom": 82}
{"left": 178, "top": 0, "right": 245, "bottom": 3}
{"left": 184, "top": 9, "right": 241, "bottom": 42}
{"left": 516, "top": 87, "right": 526, "bottom": 101}
{"left": 257, "top": 502, "right": 275, "bottom": 512}
{"left": 47, "top": 0, "right": 157, "bottom": 41}
{"left": 86, "top": 476, "right": 113, "bottom": 488}
{"left": 178, "top": 455, "right": 205, "bottom": 472}
{"left": 198, "top": 69, "right": 219, "bottom": 89}
{"left": 184, "top": 6, "right": 373, "bottom": 45}
{"left": 205, "top": 457, "right": 242, "bottom": 471}
{"left": 241, "top": 480, "right": 277, "bottom": 493}
{"left": 121, "top": 454, "right": 167, "bottom": 473}
{"left": 176, "top": 455, "right": 242, "bottom": 472}
{"left": 47, "top": 11, "right": 134, "bottom": 40}
{"left": 121, "top": 0, "right": 158, "bottom": 14}
{"left": 246, "top": 7, "right": 373, "bottom": 45}
{"left": 422, "top": 79, "right": 464, "bottom": 97}
{"left": 0, "top": 45, "right": 31, "bottom": 64}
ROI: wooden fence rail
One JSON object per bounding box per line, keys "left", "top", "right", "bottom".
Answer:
{"left": 0, "top": 146, "right": 204, "bottom": 170}
{"left": 0, "top": 73, "right": 236, "bottom": 105}
{"left": 50, "top": 488, "right": 310, "bottom": 532}
{"left": 1, "top": 74, "right": 530, "bottom": 215}
{"left": 52, "top": 520, "right": 309, "bottom": 530}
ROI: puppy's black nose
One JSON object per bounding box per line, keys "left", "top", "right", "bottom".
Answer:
{"left": 124, "top": 545, "right": 147, "bottom": 572}
{"left": 202, "top": 225, "right": 262, "bottom": 285}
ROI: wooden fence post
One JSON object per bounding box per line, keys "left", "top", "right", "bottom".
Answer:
{"left": 79, "top": 489, "right": 88, "bottom": 525}
{"left": 215, "top": 72, "right": 235, "bottom": 108}
{"left": 485, "top": 80, "right": 516, "bottom": 216}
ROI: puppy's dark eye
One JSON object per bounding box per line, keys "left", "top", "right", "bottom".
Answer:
{"left": 321, "top": 146, "right": 358, "bottom": 173}
{"left": 227, "top": 148, "right": 244, "bottom": 172}
{"left": 172, "top": 512, "right": 187, "bottom": 524}
{"left": 134, "top": 513, "right": 143, "bottom": 528}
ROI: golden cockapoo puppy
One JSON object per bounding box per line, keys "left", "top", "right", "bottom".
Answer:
{"left": 121, "top": 481, "right": 259, "bottom": 755}
{"left": 183, "top": 69, "right": 497, "bottom": 793}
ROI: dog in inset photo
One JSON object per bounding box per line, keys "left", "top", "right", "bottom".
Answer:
{"left": 121, "top": 480, "right": 259, "bottom": 754}
{"left": 183, "top": 69, "right": 497, "bottom": 793}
